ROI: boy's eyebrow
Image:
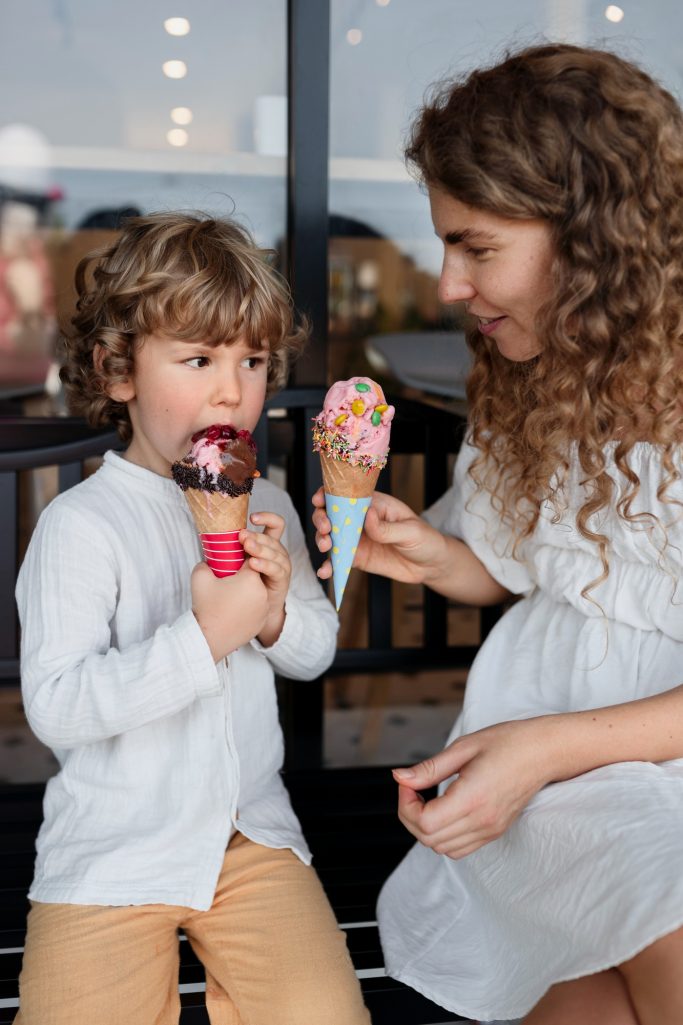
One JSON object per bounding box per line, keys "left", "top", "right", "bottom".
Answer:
{"left": 440, "top": 227, "right": 499, "bottom": 245}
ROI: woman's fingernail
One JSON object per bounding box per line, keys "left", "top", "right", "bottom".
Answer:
{"left": 392, "top": 767, "right": 416, "bottom": 780}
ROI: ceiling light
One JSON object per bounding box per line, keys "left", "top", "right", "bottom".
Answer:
{"left": 162, "top": 60, "right": 187, "bottom": 79}
{"left": 167, "top": 128, "right": 188, "bottom": 147}
{"left": 605, "top": 5, "right": 624, "bottom": 21}
{"left": 171, "top": 106, "right": 193, "bottom": 125}
{"left": 346, "top": 28, "right": 362, "bottom": 45}
{"left": 164, "top": 17, "right": 190, "bottom": 36}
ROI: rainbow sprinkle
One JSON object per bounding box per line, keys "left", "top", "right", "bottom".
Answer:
{"left": 311, "top": 419, "right": 388, "bottom": 473}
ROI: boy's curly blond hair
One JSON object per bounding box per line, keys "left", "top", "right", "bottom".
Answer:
{"left": 407, "top": 44, "right": 683, "bottom": 596}
{"left": 60, "top": 212, "right": 308, "bottom": 442}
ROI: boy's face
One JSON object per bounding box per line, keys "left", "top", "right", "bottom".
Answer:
{"left": 112, "top": 333, "right": 269, "bottom": 476}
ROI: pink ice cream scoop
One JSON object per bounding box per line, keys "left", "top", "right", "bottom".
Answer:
{"left": 316, "top": 377, "right": 394, "bottom": 464}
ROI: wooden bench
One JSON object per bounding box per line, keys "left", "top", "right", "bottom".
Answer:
{"left": 0, "top": 773, "right": 469, "bottom": 1024}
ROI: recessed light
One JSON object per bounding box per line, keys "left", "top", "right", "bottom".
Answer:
{"left": 162, "top": 60, "right": 187, "bottom": 79}
{"left": 164, "top": 17, "right": 190, "bottom": 36}
{"left": 167, "top": 128, "right": 188, "bottom": 147}
{"left": 171, "top": 107, "right": 193, "bottom": 125}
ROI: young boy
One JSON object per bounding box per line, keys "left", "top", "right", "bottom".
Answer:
{"left": 14, "top": 213, "right": 370, "bottom": 1025}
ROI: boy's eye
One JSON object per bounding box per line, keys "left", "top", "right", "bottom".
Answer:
{"left": 466, "top": 246, "right": 492, "bottom": 259}
{"left": 185, "top": 356, "right": 210, "bottom": 369}
{"left": 241, "top": 355, "right": 266, "bottom": 370}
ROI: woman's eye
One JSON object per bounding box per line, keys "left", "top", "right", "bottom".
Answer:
{"left": 185, "top": 356, "right": 210, "bottom": 369}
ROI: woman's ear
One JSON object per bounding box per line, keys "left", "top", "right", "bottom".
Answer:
{"left": 94, "top": 342, "right": 136, "bottom": 402}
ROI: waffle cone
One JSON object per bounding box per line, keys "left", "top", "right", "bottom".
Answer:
{"left": 320, "top": 454, "right": 381, "bottom": 499}
{"left": 183, "top": 487, "right": 250, "bottom": 535}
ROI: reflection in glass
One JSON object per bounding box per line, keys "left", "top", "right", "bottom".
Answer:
{"left": 0, "top": 0, "right": 287, "bottom": 403}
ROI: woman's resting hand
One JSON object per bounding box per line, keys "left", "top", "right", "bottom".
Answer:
{"left": 393, "top": 719, "right": 554, "bottom": 859}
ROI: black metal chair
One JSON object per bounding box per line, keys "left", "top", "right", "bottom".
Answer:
{"left": 0, "top": 394, "right": 483, "bottom": 1023}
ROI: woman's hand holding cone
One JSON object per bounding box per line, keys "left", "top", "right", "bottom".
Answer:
{"left": 312, "top": 487, "right": 450, "bottom": 586}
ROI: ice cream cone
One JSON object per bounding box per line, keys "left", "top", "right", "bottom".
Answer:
{"left": 321, "top": 454, "right": 380, "bottom": 610}
{"left": 172, "top": 425, "right": 259, "bottom": 579}
{"left": 312, "top": 376, "right": 395, "bottom": 610}
{"left": 183, "top": 484, "right": 249, "bottom": 578}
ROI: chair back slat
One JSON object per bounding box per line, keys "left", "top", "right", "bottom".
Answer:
{"left": 0, "top": 419, "right": 120, "bottom": 687}
{"left": 0, "top": 471, "right": 18, "bottom": 665}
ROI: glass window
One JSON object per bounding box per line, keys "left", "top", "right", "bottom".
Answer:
{"left": 329, "top": 0, "right": 683, "bottom": 390}
{"left": 0, "top": 0, "right": 287, "bottom": 407}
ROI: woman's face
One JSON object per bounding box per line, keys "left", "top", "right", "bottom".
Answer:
{"left": 429, "top": 187, "right": 556, "bottom": 362}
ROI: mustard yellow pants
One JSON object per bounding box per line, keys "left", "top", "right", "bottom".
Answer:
{"left": 15, "top": 831, "right": 370, "bottom": 1025}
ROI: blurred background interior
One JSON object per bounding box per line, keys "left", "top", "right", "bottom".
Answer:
{"left": 1, "top": 0, "right": 681, "bottom": 783}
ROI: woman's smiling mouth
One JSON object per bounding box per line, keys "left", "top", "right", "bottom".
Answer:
{"left": 477, "top": 315, "right": 507, "bottom": 335}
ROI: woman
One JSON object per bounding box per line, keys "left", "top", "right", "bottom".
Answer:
{"left": 314, "top": 44, "right": 683, "bottom": 1024}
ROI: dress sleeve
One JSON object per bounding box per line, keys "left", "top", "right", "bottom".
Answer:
{"left": 250, "top": 491, "right": 339, "bottom": 680}
{"left": 424, "top": 438, "right": 534, "bottom": 596}
{"left": 16, "top": 499, "right": 220, "bottom": 750}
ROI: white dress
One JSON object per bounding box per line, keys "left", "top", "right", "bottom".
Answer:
{"left": 377, "top": 440, "right": 683, "bottom": 1021}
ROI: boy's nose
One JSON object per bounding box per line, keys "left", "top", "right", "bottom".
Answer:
{"left": 212, "top": 373, "right": 241, "bottom": 407}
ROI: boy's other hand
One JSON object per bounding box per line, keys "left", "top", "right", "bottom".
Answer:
{"left": 191, "top": 562, "right": 269, "bottom": 662}
{"left": 241, "top": 512, "right": 291, "bottom": 647}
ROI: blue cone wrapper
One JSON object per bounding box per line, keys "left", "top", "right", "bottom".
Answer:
{"left": 324, "top": 492, "right": 372, "bottom": 610}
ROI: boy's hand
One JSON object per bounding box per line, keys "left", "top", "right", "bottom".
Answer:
{"left": 241, "top": 512, "right": 291, "bottom": 647}
{"left": 191, "top": 562, "right": 269, "bottom": 663}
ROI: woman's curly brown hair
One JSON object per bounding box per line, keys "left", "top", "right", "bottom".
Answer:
{"left": 407, "top": 43, "right": 683, "bottom": 593}
{"left": 60, "top": 212, "right": 308, "bottom": 442}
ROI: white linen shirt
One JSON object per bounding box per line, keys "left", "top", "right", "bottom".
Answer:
{"left": 16, "top": 451, "right": 338, "bottom": 911}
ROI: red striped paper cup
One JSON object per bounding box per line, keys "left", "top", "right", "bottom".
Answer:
{"left": 199, "top": 530, "right": 245, "bottom": 578}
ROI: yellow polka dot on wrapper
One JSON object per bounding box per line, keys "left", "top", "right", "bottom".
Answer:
{"left": 344, "top": 517, "right": 351, "bottom": 525}
{"left": 333, "top": 546, "right": 339, "bottom": 554}
{"left": 332, "top": 526, "right": 339, "bottom": 534}
{"left": 332, "top": 504, "right": 339, "bottom": 512}
{"left": 357, "top": 527, "right": 362, "bottom": 534}
{"left": 346, "top": 567, "right": 351, "bottom": 575}
{"left": 351, "top": 546, "right": 357, "bottom": 554}
{"left": 363, "top": 504, "right": 369, "bottom": 512}
{"left": 349, "top": 498, "right": 357, "bottom": 505}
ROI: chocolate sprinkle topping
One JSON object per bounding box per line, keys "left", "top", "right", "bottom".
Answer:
{"left": 171, "top": 461, "right": 255, "bottom": 497}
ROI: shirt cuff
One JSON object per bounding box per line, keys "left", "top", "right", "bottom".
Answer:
{"left": 174, "top": 609, "right": 223, "bottom": 698}
{"left": 250, "top": 596, "right": 300, "bottom": 658}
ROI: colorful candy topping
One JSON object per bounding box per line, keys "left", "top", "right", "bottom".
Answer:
{"left": 311, "top": 376, "right": 394, "bottom": 471}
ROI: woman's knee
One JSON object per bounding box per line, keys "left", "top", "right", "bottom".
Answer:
{"left": 618, "top": 924, "right": 683, "bottom": 985}
{"left": 522, "top": 969, "right": 638, "bottom": 1025}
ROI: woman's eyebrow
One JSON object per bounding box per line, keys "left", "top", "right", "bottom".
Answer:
{"left": 441, "top": 227, "right": 499, "bottom": 245}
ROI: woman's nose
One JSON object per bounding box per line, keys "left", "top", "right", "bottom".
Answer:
{"left": 438, "top": 258, "right": 476, "bottom": 305}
